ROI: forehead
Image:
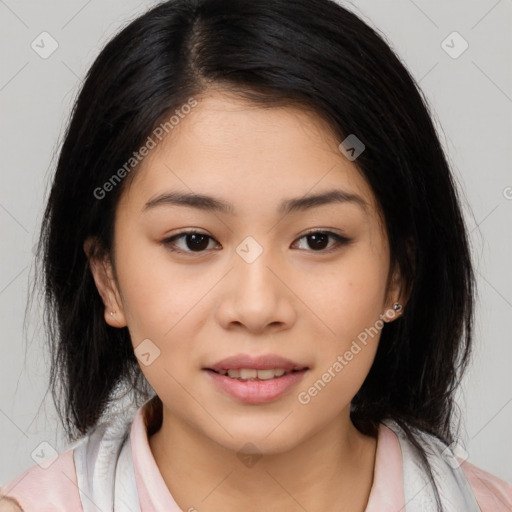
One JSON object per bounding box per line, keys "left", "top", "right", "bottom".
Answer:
{"left": 120, "top": 90, "right": 383, "bottom": 225}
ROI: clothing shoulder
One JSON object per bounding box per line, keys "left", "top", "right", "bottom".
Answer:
{"left": 0, "top": 447, "right": 82, "bottom": 512}
{"left": 459, "top": 458, "right": 512, "bottom": 512}
{"left": 383, "top": 419, "right": 512, "bottom": 511}
{"left": 0, "top": 402, "right": 142, "bottom": 512}
{"left": 416, "top": 426, "right": 512, "bottom": 511}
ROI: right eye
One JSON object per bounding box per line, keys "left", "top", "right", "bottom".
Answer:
{"left": 161, "top": 230, "right": 221, "bottom": 254}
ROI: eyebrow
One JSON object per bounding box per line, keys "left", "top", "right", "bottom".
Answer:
{"left": 142, "top": 189, "right": 368, "bottom": 215}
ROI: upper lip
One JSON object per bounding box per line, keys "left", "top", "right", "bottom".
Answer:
{"left": 205, "top": 353, "right": 308, "bottom": 372}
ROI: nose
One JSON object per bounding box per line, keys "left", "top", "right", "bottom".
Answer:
{"left": 214, "top": 241, "right": 297, "bottom": 334}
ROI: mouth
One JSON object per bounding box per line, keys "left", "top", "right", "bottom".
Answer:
{"left": 205, "top": 367, "right": 308, "bottom": 381}
{"left": 202, "top": 353, "right": 310, "bottom": 403}
{"left": 203, "top": 365, "right": 309, "bottom": 404}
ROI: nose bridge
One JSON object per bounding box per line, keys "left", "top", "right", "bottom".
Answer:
{"left": 233, "top": 234, "right": 280, "bottom": 300}
{"left": 215, "top": 234, "right": 295, "bottom": 332}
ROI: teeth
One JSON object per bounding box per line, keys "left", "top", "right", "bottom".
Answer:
{"left": 255, "top": 369, "right": 286, "bottom": 380}
{"left": 237, "top": 368, "right": 257, "bottom": 379}
{"left": 220, "top": 368, "right": 289, "bottom": 380}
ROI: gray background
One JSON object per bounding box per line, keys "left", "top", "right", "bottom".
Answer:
{"left": 1, "top": 0, "right": 511, "bottom": 487}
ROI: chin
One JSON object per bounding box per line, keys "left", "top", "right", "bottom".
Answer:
{"left": 205, "top": 422, "right": 305, "bottom": 456}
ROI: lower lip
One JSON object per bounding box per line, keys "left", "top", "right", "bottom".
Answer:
{"left": 204, "top": 369, "right": 307, "bottom": 404}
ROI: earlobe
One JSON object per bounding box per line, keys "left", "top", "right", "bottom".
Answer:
{"left": 106, "top": 308, "right": 125, "bottom": 327}
{"left": 383, "top": 301, "right": 404, "bottom": 323}
{"left": 83, "top": 237, "right": 127, "bottom": 328}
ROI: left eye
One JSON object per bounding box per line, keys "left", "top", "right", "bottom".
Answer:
{"left": 293, "top": 231, "right": 351, "bottom": 251}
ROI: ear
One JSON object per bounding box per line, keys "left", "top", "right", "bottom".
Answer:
{"left": 83, "top": 237, "right": 127, "bottom": 328}
{"left": 382, "top": 261, "right": 409, "bottom": 324}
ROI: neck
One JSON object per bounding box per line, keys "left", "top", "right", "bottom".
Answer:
{"left": 147, "top": 402, "right": 377, "bottom": 512}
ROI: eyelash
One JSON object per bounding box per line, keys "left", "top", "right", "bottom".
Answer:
{"left": 161, "top": 229, "right": 352, "bottom": 255}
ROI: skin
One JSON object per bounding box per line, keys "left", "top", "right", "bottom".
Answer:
{"left": 86, "top": 88, "right": 406, "bottom": 512}
{"left": 0, "top": 498, "right": 23, "bottom": 512}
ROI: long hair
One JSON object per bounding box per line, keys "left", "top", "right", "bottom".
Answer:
{"left": 35, "top": 1, "right": 475, "bottom": 509}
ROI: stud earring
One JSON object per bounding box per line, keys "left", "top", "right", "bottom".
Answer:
{"left": 110, "top": 311, "right": 116, "bottom": 317}
{"left": 392, "top": 302, "right": 402, "bottom": 313}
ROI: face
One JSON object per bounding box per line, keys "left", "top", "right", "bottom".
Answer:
{"left": 87, "top": 89, "right": 403, "bottom": 455}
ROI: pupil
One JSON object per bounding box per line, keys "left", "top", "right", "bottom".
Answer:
{"left": 308, "top": 233, "right": 328, "bottom": 250}
{"left": 187, "top": 234, "right": 209, "bottom": 251}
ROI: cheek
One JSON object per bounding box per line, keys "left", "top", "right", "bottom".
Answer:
{"left": 113, "top": 231, "right": 201, "bottom": 345}
{"left": 297, "top": 260, "right": 386, "bottom": 413}
{"left": 294, "top": 246, "right": 388, "bottom": 407}
{"left": 112, "top": 230, "right": 214, "bottom": 381}
{"left": 116, "top": 246, "right": 208, "bottom": 412}
{"left": 297, "top": 339, "right": 377, "bottom": 422}
{"left": 300, "top": 249, "right": 389, "bottom": 342}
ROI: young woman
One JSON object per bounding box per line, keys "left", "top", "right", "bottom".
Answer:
{"left": 1, "top": 0, "right": 511, "bottom": 511}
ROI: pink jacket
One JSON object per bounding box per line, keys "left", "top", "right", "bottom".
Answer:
{"left": 1, "top": 400, "right": 511, "bottom": 511}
